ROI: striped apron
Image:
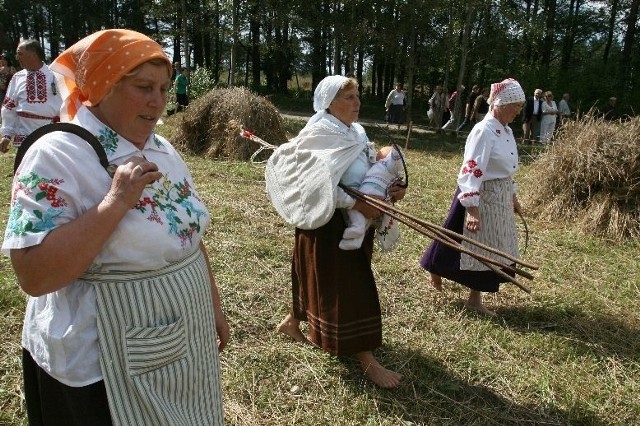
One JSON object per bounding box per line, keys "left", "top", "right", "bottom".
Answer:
{"left": 82, "top": 249, "right": 224, "bottom": 425}
{"left": 461, "top": 177, "right": 520, "bottom": 271}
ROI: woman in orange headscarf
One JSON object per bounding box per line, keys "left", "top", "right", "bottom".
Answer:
{"left": 2, "top": 29, "right": 228, "bottom": 425}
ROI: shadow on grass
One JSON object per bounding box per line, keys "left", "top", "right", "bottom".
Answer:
{"left": 340, "top": 346, "right": 605, "bottom": 425}
{"left": 498, "top": 305, "right": 640, "bottom": 362}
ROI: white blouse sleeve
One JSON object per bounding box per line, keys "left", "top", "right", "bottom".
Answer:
{"left": 456, "top": 127, "right": 494, "bottom": 208}
{"left": 2, "top": 136, "right": 97, "bottom": 252}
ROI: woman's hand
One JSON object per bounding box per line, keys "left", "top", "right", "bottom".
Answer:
{"left": 513, "top": 195, "right": 522, "bottom": 215}
{"left": 354, "top": 199, "right": 382, "bottom": 220}
{"left": 11, "top": 157, "right": 163, "bottom": 297}
{"left": 388, "top": 181, "right": 407, "bottom": 202}
{"left": 465, "top": 206, "right": 481, "bottom": 233}
{"left": 216, "top": 314, "right": 230, "bottom": 352}
{"left": 104, "top": 156, "right": 162, "bottom": 209}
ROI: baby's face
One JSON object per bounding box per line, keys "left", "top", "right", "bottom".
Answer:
{"left": 377, "top": 145, "right": 393, "bottom": 161}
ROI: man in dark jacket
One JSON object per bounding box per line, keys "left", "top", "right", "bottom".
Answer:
{"left": 456, "top": 85, "right": 480, "bottom": 132}
{"left": 521, "top": 88, "right": 543, "bottom": 143}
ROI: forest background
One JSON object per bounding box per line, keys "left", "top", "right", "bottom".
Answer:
{"left": 0, "top": 0, "right": 637, "bottom": 120}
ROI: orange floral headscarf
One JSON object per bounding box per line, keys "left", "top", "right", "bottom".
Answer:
{"left": 50, "top": 29, "right": 172, "bottom": 121}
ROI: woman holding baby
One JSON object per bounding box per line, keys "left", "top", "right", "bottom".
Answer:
{"left": 265, "top": 75, "right": 406, "bottom": 388}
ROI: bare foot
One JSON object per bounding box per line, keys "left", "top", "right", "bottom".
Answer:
{"left": 465, "top": 290, "right": 496, "bottom": 317}
{"left": 277, "top": 313, "right": 310, "bottom": 343}
{"left": 357, "top": 351, "right": 402, "bottom": 389}
{"left": 464, "top": 301, "right": 497, "bottom": 317}
{"left": 430, "top": 273, "right": 443, "bottom": 291}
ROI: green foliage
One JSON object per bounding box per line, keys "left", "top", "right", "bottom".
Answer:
{"left": 188, "top": 66, "right": 217, "bottom": 101}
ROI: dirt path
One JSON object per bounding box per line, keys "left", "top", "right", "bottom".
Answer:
{"left": 279, "top": 110, "right": 440, "bottom": 135}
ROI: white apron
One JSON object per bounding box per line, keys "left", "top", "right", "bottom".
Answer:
{"left": 461, "top": 177, "right": 520, "bottom": 271}
{"left": 82, "top": 249, "right": 224, "bottom": 425}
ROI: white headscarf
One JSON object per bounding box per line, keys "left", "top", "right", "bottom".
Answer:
{"left": 305, "top": 75, "right": 349, "bottom": 128}
{"left": 488, "top": 78, "right": 525, "bottom": 106}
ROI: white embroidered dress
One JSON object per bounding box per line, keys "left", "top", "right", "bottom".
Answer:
{"left": 2, "top": 106, "right": 210, "bottom": 387}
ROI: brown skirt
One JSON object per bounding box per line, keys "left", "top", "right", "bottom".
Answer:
{"left": 291, "top": 210, "right": 381, "bottom": 356}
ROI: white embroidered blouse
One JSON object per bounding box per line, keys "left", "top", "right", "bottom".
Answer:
{"left": 2, "top": 106, "right": 210, "bottom": 386}
{"left": 0, "top": 64, "right": 62, "bottom": 145}
{"left": 456, "top": 115, "right": 519, "bottom": 207}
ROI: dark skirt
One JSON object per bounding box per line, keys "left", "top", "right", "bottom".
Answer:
{"left": 387, "top": 104, "right": 405, "bottom": 124}
{"left": 291, "top": 210, "right": 381, "bottom": 356}
{"left": 22, "top": 348, "right": 113, "bottom": 426}
{"left": 419, "top": 189, "right": 514, "bottom": 293}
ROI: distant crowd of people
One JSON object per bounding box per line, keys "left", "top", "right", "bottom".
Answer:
{"left": 377, "top": 81, "right": 625, "bottom": 144}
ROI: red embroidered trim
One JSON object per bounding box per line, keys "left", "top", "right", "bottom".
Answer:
{"left": 459, "top": 191, "right": 480, "bottom": 199}
{"left": 3, "top": 97, "right": 16, "bottom": 109}
{"left": 17, "top": 111, "right": 59, "bottom": 120}
{"left": 26, "top": 70, "right": 48, "bottom": 104}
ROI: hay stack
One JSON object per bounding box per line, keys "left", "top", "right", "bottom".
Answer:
{"left": 172, "top": 87, "right": 287, "bottom": 161}
{"left": 523, "top": 116, "right": 640, "bottom": 240}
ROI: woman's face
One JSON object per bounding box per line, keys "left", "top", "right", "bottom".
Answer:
{"left": 94, "top": 61, "right": 170, "bottom": 148}
{"left": 328, "top": 86, "right": 360, "bottom": 126}
{"left": 494, "top": 102, "right": 524, "bottom": 124}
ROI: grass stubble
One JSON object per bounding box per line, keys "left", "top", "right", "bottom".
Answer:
{"left": 0, "top": 115, "right": 637, "bottom": 425}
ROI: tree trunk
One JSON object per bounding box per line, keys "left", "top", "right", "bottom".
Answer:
{"left": 541, "top": 0, "right": 557, "bottom": 74}
{"left": 182, "top": 0, "right": 190, "bottom": 71}
{"left": 616, "top": 0, "right": 639, "bottom": 99}
{"left": 250, "top": 17, "right": 261, "bottom": 91}
{"left": 603, "top": 0, "right": 620, "bottom": 64}
{"left": 453, "top": 2, "right": 474, "bottom": 127}
{"left": 229, "top": 0, "right": 239, "bottom": 85}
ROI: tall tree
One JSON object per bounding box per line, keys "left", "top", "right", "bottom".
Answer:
{"left": 616, "top": 0, "right": 639, "bottom": 100}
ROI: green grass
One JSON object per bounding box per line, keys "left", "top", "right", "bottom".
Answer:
{"left": 0, "top": 116, "right": 638, "bottom": 425}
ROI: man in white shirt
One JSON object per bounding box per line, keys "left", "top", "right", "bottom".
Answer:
{"left": 0, "top": 40, "right": 62, "bottom": 152}
{"left": 558, "top": 93, "right": 571, "bottom": 125}
{"left": 385, "top": 82, "right": 406, "bottom": 128}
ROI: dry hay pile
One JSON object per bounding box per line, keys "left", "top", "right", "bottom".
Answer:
{"left": 172, "top": 87, "right": 287, "bottom": 161}
{"left": 523, "top": 115, "right": 640, "bottom": 240}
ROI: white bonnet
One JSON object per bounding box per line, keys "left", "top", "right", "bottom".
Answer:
{"left": 488, "top": 78, "right": 525, "bottom": 106}
{"left": 313, "top": 75, "right": 349, "bottom": 112}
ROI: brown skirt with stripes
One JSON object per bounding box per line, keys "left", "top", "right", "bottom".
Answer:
{"left": 291, "top": 210, "right": 382, "bottom": 356}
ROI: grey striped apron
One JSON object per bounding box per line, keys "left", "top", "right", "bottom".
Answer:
{"left": 82, "top": 249, "right": 224, "bottom": 425}
{"left": 461, "top": 177, "right": 520, "bottom": 271}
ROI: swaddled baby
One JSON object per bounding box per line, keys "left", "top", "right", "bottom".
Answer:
{"left": 339, "top": 144, "right": 404, "bottom": 251}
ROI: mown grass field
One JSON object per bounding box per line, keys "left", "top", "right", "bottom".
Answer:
{"left": 0, "top": 114, "right": 638, "bottom": 425}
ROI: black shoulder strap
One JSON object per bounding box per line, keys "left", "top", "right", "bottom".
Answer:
{"left": 14, "top": 122, "right": 110, "bottom": 175}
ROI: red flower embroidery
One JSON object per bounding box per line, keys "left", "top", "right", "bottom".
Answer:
{"left": 467, "top": 160, "right": 477, "bottom": 168}
{"left": 473, "top": 169, "right": 483, "bottom": 178}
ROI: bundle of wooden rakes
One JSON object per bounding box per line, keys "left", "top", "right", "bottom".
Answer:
{"left": 524, "top": 115, "right": 640, "bottom": 240}
{"left": 172, "top": 87, "right": 287, "bottom": 161}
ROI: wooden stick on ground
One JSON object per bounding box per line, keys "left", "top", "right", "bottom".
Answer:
{"left": 404, "top": 120, "right": 413, "bottom": 150}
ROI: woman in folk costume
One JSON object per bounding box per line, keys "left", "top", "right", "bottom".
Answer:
{"left": 2, "top": 29, "right": 228, "bottom": 425}
{"left": 419, "top": 78, "right": 525, "bottom": 316}
{"left": 266, "top": 75, "right": 407, "bottom": 388}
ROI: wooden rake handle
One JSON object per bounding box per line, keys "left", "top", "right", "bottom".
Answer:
{"left": 340, "top": 184, "right": 535, "bottom": 293}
